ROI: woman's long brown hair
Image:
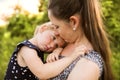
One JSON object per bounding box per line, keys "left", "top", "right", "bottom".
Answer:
{"left": 48, "top": 0, "right": 114, "bottom": 80}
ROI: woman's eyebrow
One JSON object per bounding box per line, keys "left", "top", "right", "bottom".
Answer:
{"left": 51, "top": 23, "right": 55, "bottom": 25}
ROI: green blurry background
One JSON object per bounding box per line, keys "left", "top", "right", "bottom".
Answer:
{"left": 0, "top": 0, "right": 120, "bottom": 80}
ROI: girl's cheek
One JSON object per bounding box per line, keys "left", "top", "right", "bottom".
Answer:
{"left": 45, "top": 37, "right": 52, "bottom": 44}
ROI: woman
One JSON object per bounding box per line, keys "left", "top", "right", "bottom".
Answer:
{"left": 48, "top": 0, "right": 114, "bottom": 80}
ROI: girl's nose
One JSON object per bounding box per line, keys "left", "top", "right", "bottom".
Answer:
{"left": 51, "top": 43, "right": 55, "bottom": 48}
{"left": 51, "top": 42, "right": 57, "bottom": 49}
{"left": 48, "top": 42, "right": 55, "bottom": 49}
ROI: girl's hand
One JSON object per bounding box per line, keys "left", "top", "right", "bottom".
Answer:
{"left": 46, "top": 48, "right": 63, "bottom": 63}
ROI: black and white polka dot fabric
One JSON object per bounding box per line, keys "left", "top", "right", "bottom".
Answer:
{"left": 4, "top": 40, "right": 44, "bottom": 80}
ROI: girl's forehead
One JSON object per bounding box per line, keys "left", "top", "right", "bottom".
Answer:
{"left": 44, "top": 29, "right": 54, "bottom": 33}
{"left": 47, "top": 30, "right": 56, "bottom": 37}
{"left": 48, "top": 29, "right": 59, "bottom": 36}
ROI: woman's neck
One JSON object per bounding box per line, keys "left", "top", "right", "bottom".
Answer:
{"left": 74, "top": 34, "right": 93, "bottom": 50}
{"left": 60, "top": 43, "right": 76, "bottom": 56}
{"left": 61, "top": 35, "right": 93, "bottom": 56}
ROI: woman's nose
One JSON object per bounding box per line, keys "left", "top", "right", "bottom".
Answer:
{"left": 54, "top": 31, "right": 59, "bottom": 36}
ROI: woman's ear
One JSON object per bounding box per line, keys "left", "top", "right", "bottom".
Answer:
{"left": 69, "top": 14, "right": 80, "bottom": 30}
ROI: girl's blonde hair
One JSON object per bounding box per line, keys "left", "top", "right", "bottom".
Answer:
{"left": 34, "top": 22, "right": 55, "bottom": 36}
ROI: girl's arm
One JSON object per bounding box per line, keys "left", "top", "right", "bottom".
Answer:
{"left": 20, "top": 46, "right": 86, "bottom": 79}
{"left": 46, "top": 47, "right": 63, "bottom": 63}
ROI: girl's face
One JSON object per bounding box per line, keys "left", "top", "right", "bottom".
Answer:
{"left": 48, "top": 10, "right": 75, "bottom": 43}
{"left": 37, "top": 30, "right": 65, "bottom": 52}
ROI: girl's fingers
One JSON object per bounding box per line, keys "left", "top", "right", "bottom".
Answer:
{"left": 46, "top": 53, "right": 58, "bottom": 63}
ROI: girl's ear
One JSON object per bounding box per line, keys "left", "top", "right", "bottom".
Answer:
{"left": 69, "top": 14, "right": 80, "bottom": 30}
{"left": 34, "top": 25, "right": 48, "bottom": 36}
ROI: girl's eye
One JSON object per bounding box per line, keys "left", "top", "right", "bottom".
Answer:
{"left": 53, "top": 36, "right": 56, "bottom": 40}
{"left": 55, "top": 25, "right": 59, "bottom": 29}
{"left": 55, "top": 44, "right": 58, "bottom": 48}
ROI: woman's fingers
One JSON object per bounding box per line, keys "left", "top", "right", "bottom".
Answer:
{"left": 74, "top": 45, "right": 88, "bottom": 55}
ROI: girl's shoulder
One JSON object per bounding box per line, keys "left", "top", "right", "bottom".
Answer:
{"left": 16, "top": 40, "right": 44, "bottom": 61}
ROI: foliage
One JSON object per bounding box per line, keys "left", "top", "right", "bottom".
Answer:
{"left": 0, "top": 14, "right": 49, "bottom": 79}
{"left": 0, "top": 0, "right": 120, "bottom": 80}
{"left": 102, "top": 0, "right": 120, "bottom": 52}
{"left": 102, "top": 0, "right": 120, "bottom": 80}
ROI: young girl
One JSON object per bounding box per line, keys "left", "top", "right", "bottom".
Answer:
{"left": 4, "top": 22, "right": 87, "bottom": 80}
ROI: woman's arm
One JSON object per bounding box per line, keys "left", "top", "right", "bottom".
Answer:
{"left": 20, "top": 46, "right": 85, "bottom": 79}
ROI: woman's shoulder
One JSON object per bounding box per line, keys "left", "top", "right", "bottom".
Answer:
{"left": 84, "top": 50, "right": 104, "bottom": 76}
{"left": 68, "top": 50, "right": 104, "bottom": 80}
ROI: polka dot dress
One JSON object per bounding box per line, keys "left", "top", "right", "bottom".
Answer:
{"left": 4, "top": 40, "right": 44, "bottom": 80}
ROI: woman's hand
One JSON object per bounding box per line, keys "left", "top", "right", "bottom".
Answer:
{"left": 70, "top": 45, "right": 88, "bottom": 58}
{"left": 46, "top": 48, "right": 63, "bottom": 63}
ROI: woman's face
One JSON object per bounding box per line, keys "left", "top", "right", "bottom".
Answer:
{"left": 48, "top": 10, "right": 75, "bottom": 43}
